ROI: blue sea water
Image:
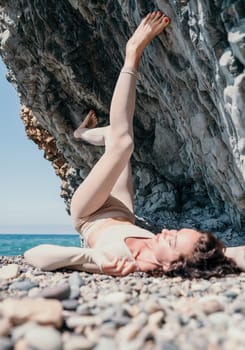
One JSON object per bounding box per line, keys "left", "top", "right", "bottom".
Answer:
{"left": 0, "top": 234, "right": 81, "bottom": 256}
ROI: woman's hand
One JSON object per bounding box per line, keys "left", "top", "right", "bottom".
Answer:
{"left": 101, "top": 257, "right": 138, "bottom": 276}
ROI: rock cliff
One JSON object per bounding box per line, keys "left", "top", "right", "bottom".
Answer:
{"left": 0, "top": 0, "right": 244, "bottom": 243}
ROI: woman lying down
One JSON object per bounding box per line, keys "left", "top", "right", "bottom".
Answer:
{"left": 24, "top": 12, "right": 244, "bottom": 279}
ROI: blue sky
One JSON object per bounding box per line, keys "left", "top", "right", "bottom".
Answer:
{"left": 0, "top": 58, "right": 74, "bottom": 234}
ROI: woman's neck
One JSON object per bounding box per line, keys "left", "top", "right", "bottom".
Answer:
{"left": 126, "top": 237, "right": 160, "bottom": 271}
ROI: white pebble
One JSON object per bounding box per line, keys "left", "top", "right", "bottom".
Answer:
{"left": 0, "top": 264, "right": 19, "bottom": 279}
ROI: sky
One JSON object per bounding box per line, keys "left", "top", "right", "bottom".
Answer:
{"left": 0, "top": 58, "right": 74, "bottom": 234}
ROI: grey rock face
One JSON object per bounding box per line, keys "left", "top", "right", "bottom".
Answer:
{"left": 0, "top": 1, "right": 244, "bottom": 242}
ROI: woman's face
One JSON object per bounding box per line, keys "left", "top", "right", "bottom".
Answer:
{"left": 152, "top": 228, "right": 202, "bottom": 270}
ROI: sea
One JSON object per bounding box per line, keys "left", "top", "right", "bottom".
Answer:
{"left": 0, "top": 234, "right": 81, "bottom": 256}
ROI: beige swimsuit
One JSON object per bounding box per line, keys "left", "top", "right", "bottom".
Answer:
{"left": 74, "top": 195, "right": 154, "bottom": 262}
{"left": 74, "top": 195, "right": 135, "bottom": 245}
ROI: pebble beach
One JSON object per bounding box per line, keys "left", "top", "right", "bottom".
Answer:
{"left": 0, "top": 255, "right": 245, "bottom": 350}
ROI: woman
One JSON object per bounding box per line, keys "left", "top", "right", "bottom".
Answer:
{"left": 24, "top": 12, "right": 244, "bottom": 278}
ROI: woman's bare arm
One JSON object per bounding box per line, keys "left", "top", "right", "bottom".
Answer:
{"left": 24, "top": 244, "right": 137, "bottom": 276}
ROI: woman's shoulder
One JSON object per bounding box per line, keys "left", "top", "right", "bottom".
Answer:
{"left": 93, "top": 223, "right": 154, "bottom": 261}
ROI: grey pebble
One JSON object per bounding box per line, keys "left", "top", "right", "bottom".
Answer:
{"left": 106, "top": 315, "right": 129, "bottom": 327}
{"left": 0, "top": 283, "right": 9, "bottom": 292}
{"left": 0, "top": 337, "right": 14, "bottom": 350}
{"left": 224, "top": 290, "right": 239, "bottom": 299}
{"left": 33, "top": 270, "right": 46, "bottom": 276}
{"left": 11, "top": 322, "right": 37, "bottom": 341}
{"left": 9, "top": 280, "right": 39, "bottom": 291}
{"left": 39, "top": 282, "right": 71, "bottom": 300}
{"left": 68, "top": 271, "right": 85, "bottom": 287}
{"left": 101, "top": 304, "right": 130, "bottom": 323}
{"left": 232, "top": 301, "right": 245, "bottom": 314}
{"left": 62, "top": 299, "right": 79, "bottom": 310}
{"left": 178, "top": 314, "right": 190, "bottom": 326}
{"left": 155, "top": 341, "right": 181, "bottom": 350}
{"left": 69, "top": 286, "right": 80, "bottom": 299}
{"left": 76, "top": 304, "right": 92, "bottom": 315}
{"left": 25, "top": 325, "right": 62, "bottom": 350}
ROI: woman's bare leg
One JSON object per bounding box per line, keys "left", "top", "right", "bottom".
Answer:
{"left": 71, "top": 11, "right": 170, "bottom": 222}
{"left": 74, "top": 111, "right": 134, "bottom": 213}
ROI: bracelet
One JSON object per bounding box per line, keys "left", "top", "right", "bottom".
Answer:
{"left": 121, "top": 67, "right": 137, "bottom": 78}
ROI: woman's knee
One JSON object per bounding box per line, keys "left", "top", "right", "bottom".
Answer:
{"left": 109, "top": 135, "right": 134, "bottom": 157}
{"left": 24, "top": 245, "right": 53, "bottom": 270}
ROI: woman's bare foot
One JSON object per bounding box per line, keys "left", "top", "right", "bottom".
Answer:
{"left": 125, "top": 11, "right": 170, "bottom": 69}
{"left": 73, "top": 110, "right": 109, "bottom": 146}
{"left": 74, "top": 110, "right": 98, "bottom": 139}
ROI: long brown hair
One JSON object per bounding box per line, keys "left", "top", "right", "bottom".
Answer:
{"left": 152, "top": 232, "right": 241, "bottom": 279}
